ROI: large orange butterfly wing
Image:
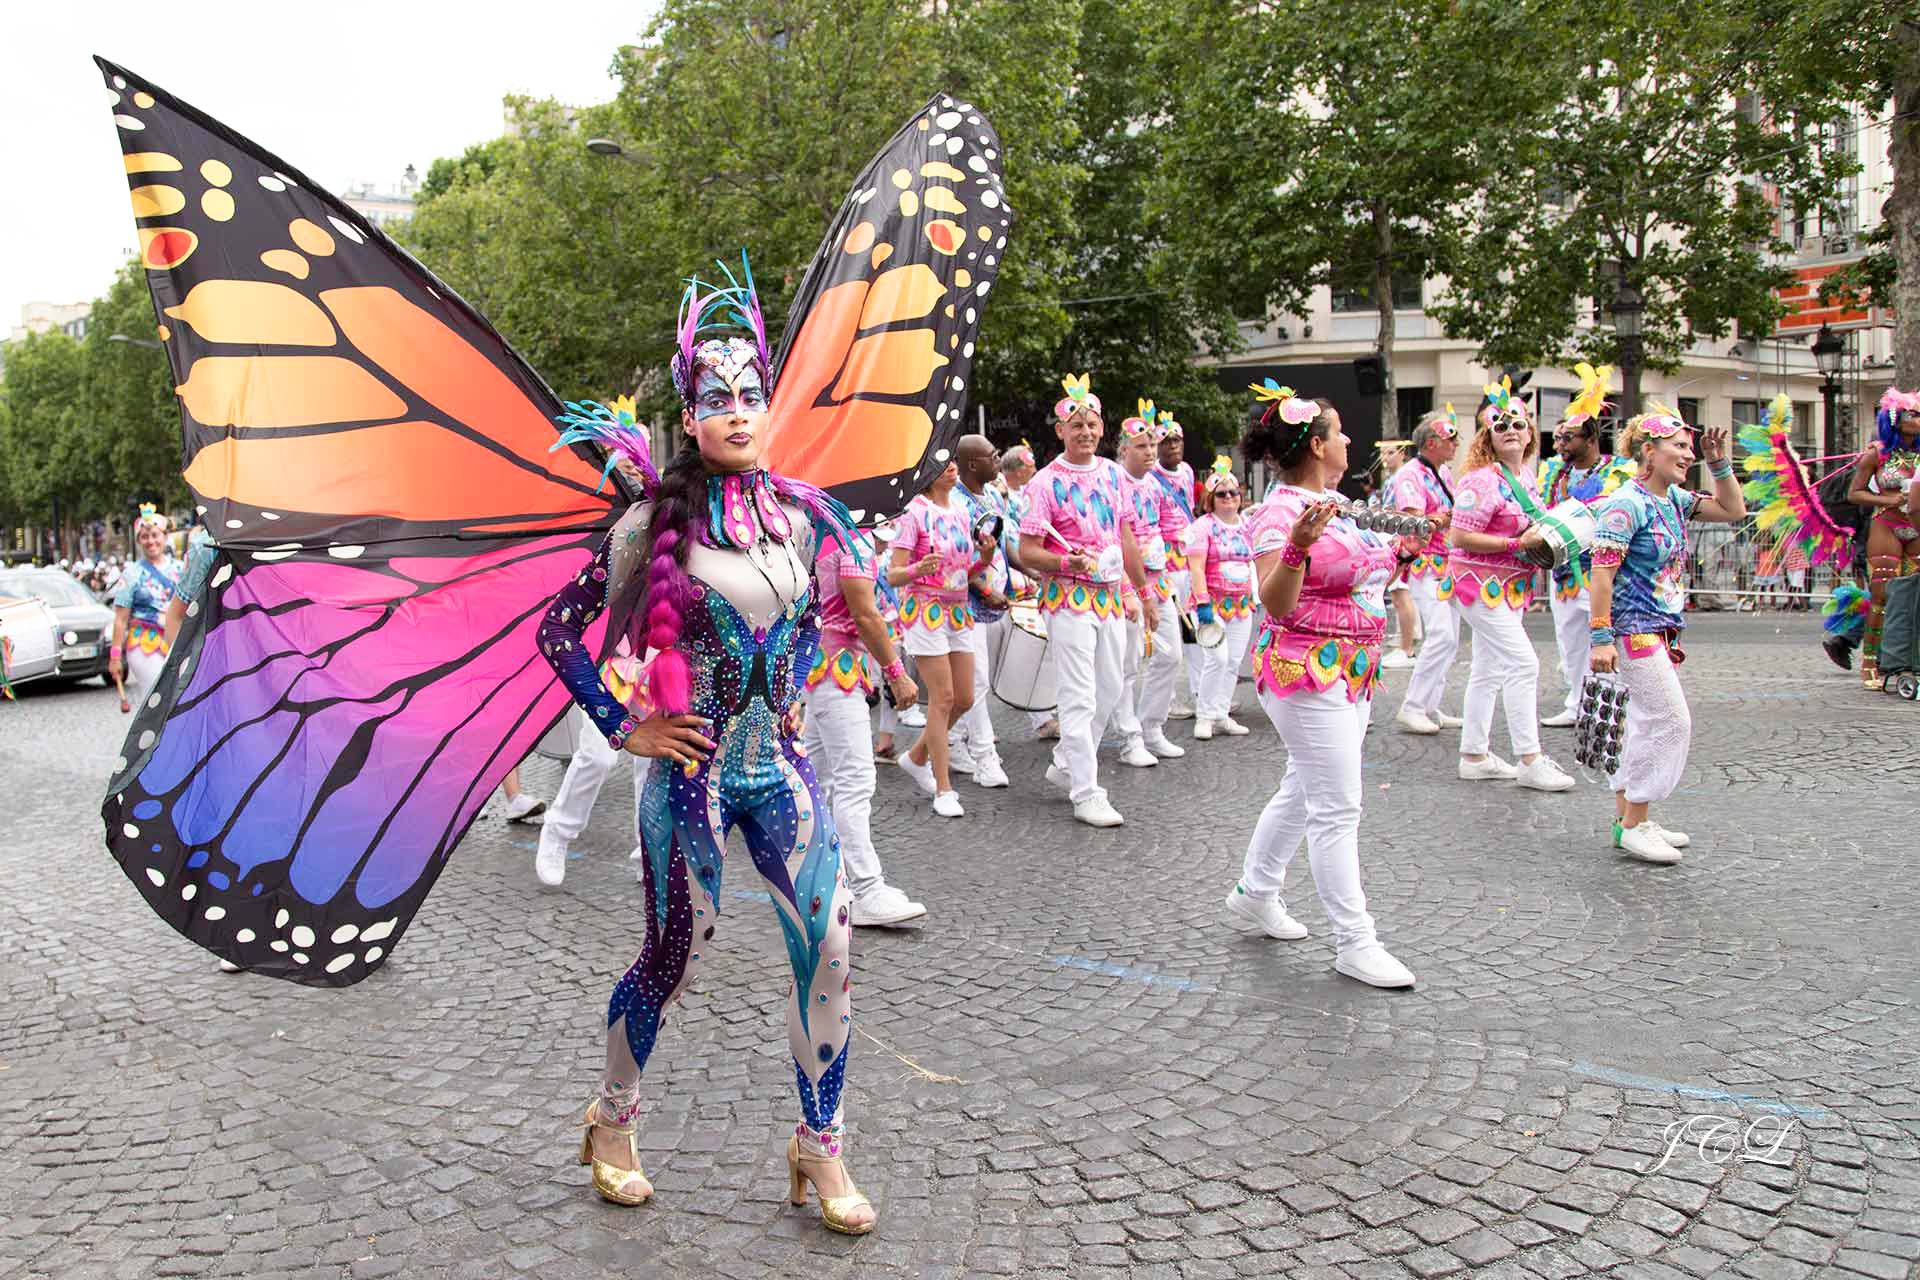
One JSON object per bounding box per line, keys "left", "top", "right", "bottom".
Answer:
{"left": 766, "top": 95, "right": 1012, "bottom": 522}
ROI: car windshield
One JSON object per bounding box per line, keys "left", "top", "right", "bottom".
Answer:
{"left": 0, "top": 572, "right": 96, "bottom": 608}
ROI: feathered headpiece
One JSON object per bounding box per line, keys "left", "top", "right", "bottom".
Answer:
{"left": 1120, "top": 397, "right": 1162, "bottom": 442}
{"left": 1875, "top": 385, "right": 1920, "bottom": 453}
{"left": 1003, "top": 438, "right": 1036, "bottom": 470}
{"left": 1250, "top": 378, "right": 1318, "bottom": 431}
{"left": 669, "top": 252, "right": 770, "bottom": 409}
{"left": 1739, "top": 394, "right": 1853, "bottom": 570}
{"left": 133, "top": 502, "right": 168, "bottom": 534}
{"left": 1157, "top": 409, "right": 1181, "bottom": 439}
{"left": 1055, "top": 373, "right": 1102, "bottom": 422}
{"left": 1478, "top": 376, "right": 1528, "bottom": 428}
{"left": 1203, "top": 454, "right": 1240, "bottom": 494}
{"left": 1563, "top": 362, "right": 1614, "bottom": 430}
{"left": 552, "top": 393, "right": 661, "bottom": 496}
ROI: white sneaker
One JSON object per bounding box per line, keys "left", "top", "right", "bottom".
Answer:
{"left": 1651, "top": 821, "right": 1691, "bottom": 848}
{"left": 1217, "top": 715, "right": 1251, "bottom": 736}
{"left": 900, "top": 704, "right": 926, "bottom": 727}
{"left": 1458, "top": 754, "right": 1520, "bottom": 781}
{"left": 1395, "top": 708, "right": 1440, "bottom": 735}
{"left": 1222, "top": 883, "right": 1308, "bottom": 940}
{"left": 1515, "top": 755, "right": 1576, "bottom": 792}
{"left": 1119, "top": 737, "right": 1158, "bottom": 768}
{"left": 1334, "top": 944, "right": 1416, "bottom": 989}
{"left": 534, "top": 834, "right": 569, "bottom": 886}
{"left": 1167, "top": 701, "right": 1196, "bottom": 720}
{"left": 1035, "top": 717, "right": 1060, "bottom": 739}
{"left": 216, "top": 959, "right": 244, "bottom": 974}
{"left": 897, "top": 752, "right": 936, "bottom": 796}
{"left": 851, "top": 884, "right": 927, "bottom": 927}
{"left": 933, "top": 789, "right": 964, "bottom": 818}
{"left": 972, "top": 756, "right": 1010, "bottom": 788}
{"left": 1431, "top": 710, "right": 1464, "bottom": 728}
{"left": 1143, "top": 730, "right": 1186, "bottom": 759}
{"left": 1540, "top": 708, "right": 1578, "bottom": 728}
{"left": 1073, "top": 796, "right": 1124, "bottom": 827}
{"left": 503, "top": 792, "right": 546, "bottom": 823}
{"left": 945, "top": 742, "right": 977, "bottom": 775}
{"left": 1193, "top": 719, "right": 1215, "bottom": 741}
{"left": 1382, "top": 648, "right": 1416, "bottom": 670}
{"left": 1044, "top": 763, "right": 1072, "bottom": 792}
{"left": 1619, "top": 820, "right": 1682, "bottom": 864}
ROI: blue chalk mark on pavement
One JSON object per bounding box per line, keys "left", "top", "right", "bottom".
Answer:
{"left": 1571, "top": 1061, "right": 1828, "bottom": 1118}
{"left": 1052, "top": 955, "right": 1206, "bottom": 992}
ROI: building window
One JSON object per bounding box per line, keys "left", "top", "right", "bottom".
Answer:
{"left": 1396, "top": 387, "right": 1432, "bottom": 431}
{"left": 1677, "top": 398, "right": 1701, "bottom": 428}
{"left": 1329, "top": 264, "right": 1423, "bottom": 314}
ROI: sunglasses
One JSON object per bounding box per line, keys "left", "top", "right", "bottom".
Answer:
{"left": 1492, "top": 419, "right": 1530, "bottom": 433}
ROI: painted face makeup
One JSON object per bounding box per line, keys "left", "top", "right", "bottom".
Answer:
{"left": 687, "top": 365, "right": 770, "bottom": 472}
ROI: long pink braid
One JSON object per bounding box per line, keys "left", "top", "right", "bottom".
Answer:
{"left": 630, "top": 446, "right": 708, "bottom": 715}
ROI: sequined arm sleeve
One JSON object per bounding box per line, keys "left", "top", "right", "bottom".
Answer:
{"left": 536, "top": 531, "right": 642, "bottom": 747}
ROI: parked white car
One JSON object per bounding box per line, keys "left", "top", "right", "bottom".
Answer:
{"left": 0, "top": 569, "right": 117, "bottom": 682}
{"left": 0, "top": 594, "right": 62, "bottom": 690}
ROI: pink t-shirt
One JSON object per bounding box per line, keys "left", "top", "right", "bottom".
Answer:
{"left": 1184, "top": 512, "right": 1256, "bottom": 600}
{"left": 1121, "top": 468, "right": 1168, "bottom": 572}
{"left": 1019, "top": 456, "right": 1139, "bottom": 586}
{"left": 1253, "top": 486, "right": 1396, "bottom": 642}
{"left": 1447, "top": 465, "right": 1536, "bottom": 583}
{"left": 894, "top": 492, "right": 975, "bottom": 602}
{"left": 1150, "top": 462, "right": 1196, "bottom": 543}
{"left": 1387, "top": 458, "right": 1453, "bottom": 559}
{"left": 814, "top": 530, "right": 877, "bottom": 653}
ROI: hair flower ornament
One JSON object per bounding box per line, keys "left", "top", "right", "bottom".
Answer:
{"left": 1055, "top": 372, "right": 1102, "bottom": 422}
{"left": 1250, "top": 377, "right": 1318, "bottom": 426}
{"left": 1564, "top": 362, "right": 1614, "bottom": 428}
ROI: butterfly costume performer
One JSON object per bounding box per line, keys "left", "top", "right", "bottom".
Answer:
{"left": 91, "top": 59, "right": 1009, "bottom": 1230}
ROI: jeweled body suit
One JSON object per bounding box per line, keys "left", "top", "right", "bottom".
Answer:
{"left": 538, "top": 485, "right": 853, "bottom": 1137}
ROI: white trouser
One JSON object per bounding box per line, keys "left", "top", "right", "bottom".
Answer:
{"left": 540, "top": 708, "right": 643, "bottom": 854}
{"left": 1548, "top": 586, "right": 1591, "bottom": 717}
{"left": 125, "top": 645, "right": 167, "bottom": 713}
{"left": 1239, "top": 683, "right": 1379, "bottom": 953}
{"left": 1047, "top": 606, "right": 1128, "bottom": 804}
{"left": 1607, "top": 642, "right": 1691, "bottom": 806}
{"left": 803, "top": 684, "right": 888, "bottom": 896}
{"left": 1133, "top": 594, "right": 1184, "bottom": 734}
{"left": 1457, "top": 602, "right": 1541, "bottom": 759}
{"left": 948, "top": 618, "right": 999, "bottom": 762}
{"left": 1195, "top": 613, "right": 1255, "bottom": 722}
{"left": 1398, "top": 575, "right": 1460, "bottom": 716}
{"left": 1114, "top": 616, "right": 1146, "bottom": 741}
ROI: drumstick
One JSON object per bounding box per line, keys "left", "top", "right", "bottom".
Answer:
{"left": 114, "top": 664, "right": 130, "bottom": 714}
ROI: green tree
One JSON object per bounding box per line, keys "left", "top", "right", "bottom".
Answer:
{"left": 1157, "top": 0, "right": 1552, "bottom": 439}
{"left": 0, "top": 331, "right": 90, "bottom": 545}
{"left": 1429, "top": 0, "right": 1864, "bottom": 413}
{"left": 83, "top": 261, "right": 184, "bottom": 513}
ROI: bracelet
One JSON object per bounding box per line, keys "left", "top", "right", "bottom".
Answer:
{"left": 1589, "top": 614, "right": 1611, "bottom": 629}
{"left": 881, "top": 657, "right": 907, "bottom": 682}
{"left": 1504, "top": 536, "right": 1525, "bottom": 556}
{"left": 109, "top": 645, "right": 124, "bottom": 658}
{"left": 1589, "top": 627, "right": 1616, "bottom": 646}
{"left": 1279, "top": 543, "right": 1308, "bottom": 568}
{"left": 1707, "top": 457, "right": 1733, "bottom": 479}
{"left": 606, "top": 713, "right": 640, "bottom": 751}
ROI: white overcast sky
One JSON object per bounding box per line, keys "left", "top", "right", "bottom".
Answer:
{"left": 2, "top": 1, "right": 656, "bottom": 327}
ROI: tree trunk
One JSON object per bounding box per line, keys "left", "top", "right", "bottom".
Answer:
{"left": 1374, "top": 198, "right": 1398, "bottom": 441}
{"left": 1890, "top": 21, "right": 1920, "bottom": 387}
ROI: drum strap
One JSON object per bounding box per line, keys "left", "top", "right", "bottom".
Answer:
{"left": 1497, "top": 463, "right": 1547, "bottom": 523}
{"left": 1416, "top": 456, "right": 1452, "bottom": 505}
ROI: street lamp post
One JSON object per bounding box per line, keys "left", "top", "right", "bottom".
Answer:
{"left": 107, "top": 333, "right": 164, "bottom": 351}
{"left": 1811, "top": 323, "right": 1846, "bottom": 455}
{"left": 1611, "top": 280, "right": 1645, "bottom": 419}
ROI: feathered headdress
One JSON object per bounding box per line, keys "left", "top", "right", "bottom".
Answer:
{"left": 133, "top": 502, "right": 168, "bottom": 534}
{"left": 1563, "top": 362, "right": 1614, "bottom": 429}
{"left": 669, "top": 252, "right": 769, "bottom": 409}
{"left": 1875, "top": 385, "right": 1920, "bottom": 454}
{"left": 551, "top": 393, "right": 660, "bottom": 496}
{"left": 1055, "top": 373, "right": 1102, "bottom": 421}
{"left": 1157, "top": 409, "right": 1181, "bottom": 438}
{"left": 1478, "top": 376, "right": 1528, "bottom": 428}
{"left": 1203, "top": 454, "right": 1240, "bottom": 494}
{"left": 1120, "top": 397, "right": 1162, "bottom": 442}
{"left": 1739, "top": 394, "right": 1853, "bottom": 570}
{"left": 1250, "top": 378, "right": 1318, "bottom": 429}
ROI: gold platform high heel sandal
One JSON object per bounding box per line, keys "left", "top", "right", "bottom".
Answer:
{"left": 786, "top": 1125, "right": 875, "bottom": 1236}
{"left": 580, "top": 1097, "right": 653, "bottom": 1206}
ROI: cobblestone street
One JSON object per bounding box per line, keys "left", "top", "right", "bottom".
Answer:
{"left": 3, "top": 613, "right": 1916, "bottom": 1280}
